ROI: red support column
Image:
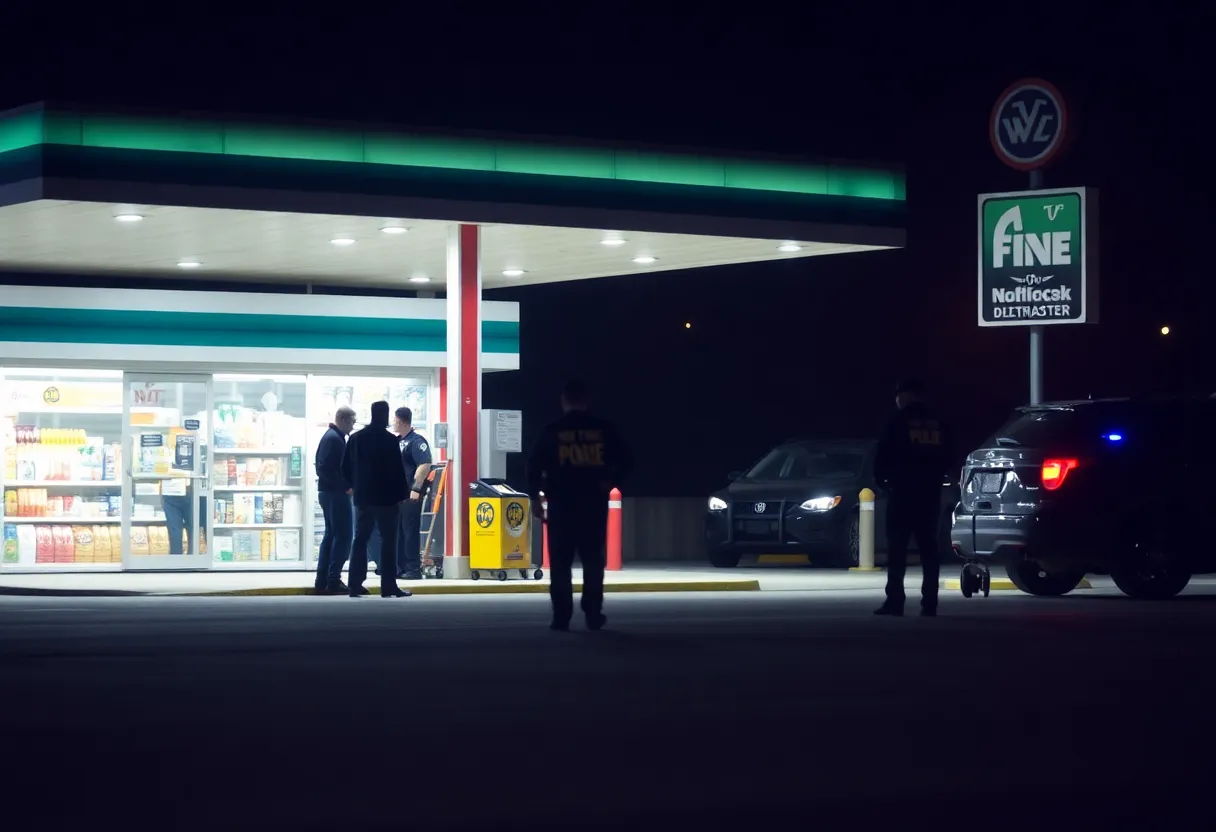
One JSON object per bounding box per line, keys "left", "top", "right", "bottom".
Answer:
{"left": 437, "top": 367, "right": 447, "bottom": 462}
{"left": 444, "top": 224, "right": 481, "bottom": 578}
{"left": 606, "top": 488, "right": 623, "bottom": 571}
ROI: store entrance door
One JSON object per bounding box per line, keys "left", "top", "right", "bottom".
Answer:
{"left": 122, "top": 374, "right": 212, "bottom": 569}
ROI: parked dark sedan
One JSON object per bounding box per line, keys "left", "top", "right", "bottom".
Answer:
{"left": 705, "top": 438, "right": 956, "bottom": 568}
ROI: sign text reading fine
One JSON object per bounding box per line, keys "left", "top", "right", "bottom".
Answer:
{"left": 977, "top": 188, "right": 1093, "bottom": 327}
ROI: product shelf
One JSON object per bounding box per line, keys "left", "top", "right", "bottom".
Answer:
{"left": 4, "top": 516, "right": 121, "bottom": 523}
{"left": 5, "top": 480, "right": 120, "bottom": 487}
{"left": 214, "top": 523, "right": 304, "bottom": 529}
{"left": 213, "top": 448, "right": 295, "bottom": 455}
{"left": 213, "top": 485, "right": 301, "bottom": 492}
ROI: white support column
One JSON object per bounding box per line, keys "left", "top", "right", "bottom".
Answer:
{"left": 444, "top": 224, "right": 481, "bottom": 579}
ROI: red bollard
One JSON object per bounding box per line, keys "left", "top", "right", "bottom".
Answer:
{"left": 606, "top": 487, "right": 623, "bottom": 571}
{"left": 540, "top": 493, "right": 550, "bottom": 570}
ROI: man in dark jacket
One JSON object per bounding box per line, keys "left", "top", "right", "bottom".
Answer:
{"left": 314, "top": 406, "right": 357, "bottom": 594}
{"left": 341, "top": 401, "right": 411, "bottom": 598}
{"left": 873, "top": 378, "right": 953, "bottom": 617}
{"left": 527, "top": 380, "right": 632, "bottom": 631}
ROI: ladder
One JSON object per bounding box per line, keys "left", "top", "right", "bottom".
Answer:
{"left": 419, "top": 461, "right": 448, "bottom": 578}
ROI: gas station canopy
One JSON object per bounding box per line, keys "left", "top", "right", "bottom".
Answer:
{"left": 0, "top": 102, "right": 906, "bottom": 289}
{"left": 0, "top": 102, "right": 907, "bottom": 578}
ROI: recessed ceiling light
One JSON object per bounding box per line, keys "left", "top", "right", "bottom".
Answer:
{"left": 409, "top": 276, "right": 431, "bottom": 284}
{"left": 380, "top": 226, "right": 408, "bottom": 235}
{"left": 632, "top": 255, "right": 657, "bottom": 265}
{"left": 114, "top": 213, "right": 144, "bottom": 223}
{"left": 778, "top": 243, "right": 803, "bottom": 252}
{"left": 330, "top": 237, "right": 356, "bottom": 246}
{"left": 601, "top": 237, "right": 627, "bottom": 247}
{"left": 502, "top": 269, "right": 526, "bottom": 277}
{"left": 177, "top": 260, "right": 201, "bottom": 269}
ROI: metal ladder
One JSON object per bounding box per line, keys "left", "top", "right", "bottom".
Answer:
{"left": 419, "top": 461, "right": 448, "bottom": 578}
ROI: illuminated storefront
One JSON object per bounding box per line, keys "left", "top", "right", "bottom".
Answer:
{"left": 1, "top": 285, "right": 517, "bottom": 572}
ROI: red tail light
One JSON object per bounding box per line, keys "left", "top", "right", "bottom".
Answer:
{"left": 1041, "top": 458, "right": 1079, "bottom": 490}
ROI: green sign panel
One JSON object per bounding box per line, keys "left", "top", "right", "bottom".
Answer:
{"left": 977, "top": 187, "right": 1096, "bottom": 327}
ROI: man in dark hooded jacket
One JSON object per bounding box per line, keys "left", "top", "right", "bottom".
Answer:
{"left": 873, "top": 379, "right": 953, "bottom": 617}
{"left": 342, "top": 401, "right": 410, "bottom": 599}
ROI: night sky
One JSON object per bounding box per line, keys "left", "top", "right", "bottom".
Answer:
{"left": 3, "top": 10, "right": 1207, "bottom": 496}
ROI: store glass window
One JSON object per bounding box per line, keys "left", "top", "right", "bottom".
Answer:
{"left": 306, "top": 376, "right": 431, "bottom": 560}
{"left": 210, "top": 375, "right": 308, "bottom": 565}
{"left": 2, "top": 369, "right": 125, "bottom": 568}
{"left": 127, "top": 377, "right": 210, "bottom": 560}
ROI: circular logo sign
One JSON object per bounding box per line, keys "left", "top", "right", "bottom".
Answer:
{"left": 42, "top": 387, "right": 61, "bottom": 404}
{"left": 504, "top": 501, "right": 526, "bottom": 538}
{"left": 475, "top": 502, "right": 495, "bottom": 529}
{"left": 990, "top": 79, "right": 1067, "bottom": 171}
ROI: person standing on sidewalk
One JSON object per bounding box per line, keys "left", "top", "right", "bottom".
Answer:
{"left": 342, "top": 401, "right": 411, "bottom": 598}
{"left": 314, "top": 406, "right": 356, "bottom": 594}
{"left": 527, "top": 380, "right": 632, "bottom": 631}
{"left": 393, "top": 406, "right": 432, "bottom": 581}
{"left": 873, "top": 378, "right": 953, "bottom": 618}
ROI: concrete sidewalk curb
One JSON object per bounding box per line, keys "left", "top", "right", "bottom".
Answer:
{"left": 1, "top": 579, "right": 762, "bottom": 598}
{"left": 0, "top": 586, "right": 147, "bottom": 597}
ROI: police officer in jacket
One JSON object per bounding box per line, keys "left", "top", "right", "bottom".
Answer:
{"left": 528, "top": 380, "right": 632, "bottom": 632}
{"left": 873, "top": 379, "right": 953, "bottom": 617}
{"left": 393, "top": 406, "right": 432, "bottom": 580}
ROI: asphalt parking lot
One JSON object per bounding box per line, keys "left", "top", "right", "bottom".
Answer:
{"left": 2, "top": 586, "right": 1213, "bottom": 830}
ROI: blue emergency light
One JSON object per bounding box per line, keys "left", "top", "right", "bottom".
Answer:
{"left": 1104, "top": 433, "right": 1124, "bottom": 442}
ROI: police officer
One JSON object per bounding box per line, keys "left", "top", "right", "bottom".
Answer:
{"left": 873, "top": 378, "right": 953, "bottom": 617}
{"left": 393, "top": 406, "right": 432, "bottom": 581}
{"left": 528, "top": 380, "right": 632, "bottom": 632}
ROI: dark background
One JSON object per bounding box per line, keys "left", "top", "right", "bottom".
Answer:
{"left": 2, "top": 9, "right": 1207, "bottom": 496}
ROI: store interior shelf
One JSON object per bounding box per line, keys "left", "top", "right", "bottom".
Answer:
{"left": 214, "top": 523, "right": 304, "bottom": 529}
{"left": 213, "top": 448, "right": 296, "bottom": 455}
{"left": 213, "top": 485, "right": 302, "bottom": 492}
{"left": 0, "top": 564, "right": 123, "bottom": 571}
{"left": 4, "top": 516, "right": 121, "bottom": 523}
{"left": 4, "top": 480, "right": 121, "bottom": 487}
{"left": 211, "top": 561, "right": 304, "bottom": 569}
{"left": 18, "top": 407, "right": 123, "bottom": 415}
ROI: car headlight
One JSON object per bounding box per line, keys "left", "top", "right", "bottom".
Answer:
{"left": 800, "top": 496, "right": 841, "bottom": 512}
{"left": 708, "top": 496, "right": 728, "bottom": 512}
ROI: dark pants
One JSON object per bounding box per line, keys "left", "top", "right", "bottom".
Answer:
{"left": 349, "top": 505, "right": 402, "bottom": 594}
{"left": 547, "top": 506, "right": 608, "bottom": 624}
{"left": 884, "top": 493, "right": 941, "bottom": 610}
{"left": 163, "top": 495, "right": 192, "bottom": 555}
{"left": 399, "top": 499, "right": 422, "bottom": 577}
{"left": 316, "top": 491, "right": 353, "bottom": 588}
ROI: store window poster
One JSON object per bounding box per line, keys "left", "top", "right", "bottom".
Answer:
{"left": 402, "top": 385, "right": 426, "bottom": 428}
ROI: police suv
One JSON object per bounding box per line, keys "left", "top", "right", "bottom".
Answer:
{"left": 951, "top": 396, "right": 1216, "bottom": 599}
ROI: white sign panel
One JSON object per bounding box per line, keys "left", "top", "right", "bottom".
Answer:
{"left": 494, "top": 410, "right": 522, "bottom": 453}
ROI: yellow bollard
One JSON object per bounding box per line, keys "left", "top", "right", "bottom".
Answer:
{"left": 849, "top": 488, "right": 882, "bottom": 572}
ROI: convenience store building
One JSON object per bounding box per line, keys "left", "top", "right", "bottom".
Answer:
{"left": 0, "top": 103, "right": 906, "bottom": 576}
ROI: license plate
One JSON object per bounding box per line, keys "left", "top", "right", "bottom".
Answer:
{"left": 975, "top": 472, "right": 1004, "bottom": 494}
{"left": 735, "top": 520, "right": 778, "bottom": 534}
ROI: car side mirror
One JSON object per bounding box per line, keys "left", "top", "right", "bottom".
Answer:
{"left": 727, "top": 470, "right": 742, "bottom": 482}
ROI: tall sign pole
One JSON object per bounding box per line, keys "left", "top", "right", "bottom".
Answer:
{"left": 987, "top": 79, "right": 1076, "bottom": 404}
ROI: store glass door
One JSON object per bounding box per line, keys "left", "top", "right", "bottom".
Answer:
{"left": 122, "top": 374, "right": 212, "bottom": 569}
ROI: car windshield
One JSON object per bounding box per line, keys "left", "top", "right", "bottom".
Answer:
{"left": 744, "top": 443, "right": 865, "bottom": 480}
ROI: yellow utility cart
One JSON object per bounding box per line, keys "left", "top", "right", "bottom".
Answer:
{"left": 468, "top": 478, "right": 543, "bottom": 581}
